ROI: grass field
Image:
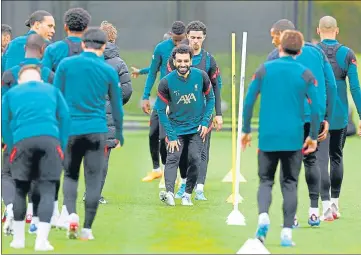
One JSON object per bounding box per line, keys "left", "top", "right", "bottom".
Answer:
{"left": 2, "top": 131, "right": 361, "bottom": 254}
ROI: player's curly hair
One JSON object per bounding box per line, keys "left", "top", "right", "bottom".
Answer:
{"left": 186, "top": 20, "right": 207, "bottom": 35}
{"left": 171, "top": 21, "right": 186, "bottom": 35}
{"left": 172, "top": 44, "right": 193, "bottom": 59}
{"left": 100, "top": 21, "right": 118, "bottom": 43}
{"left": 64, "top": 8, "right": 91, "bottom": 32}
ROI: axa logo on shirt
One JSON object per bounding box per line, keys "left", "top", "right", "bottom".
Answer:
{"left": 177, "top": 93, "right": 197, "bottom": 104}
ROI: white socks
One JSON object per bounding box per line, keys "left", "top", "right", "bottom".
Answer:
{"left": 12, "top": 220, "right": 25, "bottom": 243}
{"left": 31, "top": 217, "right": 39, "bottom": 225}
{"left": 281, "top": 227, "right": 292, "bottom": 240}
{"left": 196, "top": 184, "right": 204, "bottom": 192}
{"left": 309, "top": 207, "right": 319, "bottom": 217}
{"left": 6, "top": 203, "right": 14, "bottom": 217}
{"left": 181, "top": 178, "right": 187, "bottom": 184}
{"left": 153, "top": 167, "right": 161, "bottom": 173}
{"left": 26, "top": 203, "right": 33, "bottom": 215}
{"left": 258, "top": 213, "right": 270, "bottom": 225}
{"left": 322, "top": 200, "right": 331, "bottom": 214}
{"left": 53, "top": 201, "right": 59, "bottom": 216}
{"left": 35, "top": 222, "right": 51, "bottom": 244}
{"left": 331, "top": 198, "right": 339, "bottom": 209}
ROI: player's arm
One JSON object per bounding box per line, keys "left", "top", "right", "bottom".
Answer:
{"left": 1, "top": 94, "right": 13, "bottom": 151}
{"left": 108, "top": 70, "right": 125, "bottom": 146}
{"left": 142, "top": 44, "right": 162, "bottom": 100}
{"left": 156, "top": 78, "right": 177, "bottom": 141}
{"left": 201, "top": 71, "right": 216, "bottom": 127}
{"left": 1, "top": 70, "right": 16, "bottom": 97}
{"left": 56, "top": 89, "right": 70, "bottom": 151}
{"left": 209, "top": 56, "right": 222, "bottom": 116}
{"left": 242, "top": 65, "right": 264, "bottom": 134}
{"left": 117, "top": 59, "right": 133, "bottom": 105}
{"left": 42, "top": 45, "right": 54, "bottom": 70}
{"left": 53, "top": 62, "right": 66, "bottom": 93}
{"left": 139, "top": 67, "right": 150, "bottom": 75}
{"left": 304, "top": 70, "right": 321, "bottom": 141}
{"left": 346, "top": 50, "right": 361, "bottom": 120}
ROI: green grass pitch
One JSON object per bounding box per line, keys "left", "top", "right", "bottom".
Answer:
{"left": 2, "top": 131, "right": 361, "bottom": 254}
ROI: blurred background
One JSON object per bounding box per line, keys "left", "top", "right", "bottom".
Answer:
{"left": 2, "top": 0, "right": 360, "bottom": 129}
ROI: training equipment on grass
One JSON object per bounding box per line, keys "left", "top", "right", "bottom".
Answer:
{"left": 237, "top": 238, "right": 271, "bottom": 254}
{"left": 226, "top": 32, "right": 247, "bottom": 226}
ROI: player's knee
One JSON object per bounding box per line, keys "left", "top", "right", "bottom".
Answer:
{"left": 189, "top": 153, "right": 201, "bottom": 166}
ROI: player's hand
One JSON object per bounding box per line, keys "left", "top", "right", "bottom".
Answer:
{"left": 213, "top": 116, "right": 223, "bottom": 131}
{"left": 318, "top": 120, "right": 329, "bottom": 142}
{"left": 166, "top": 106, "right": 170, "bottom": 115}
{"left": 358, "top": 120, "right": 361, "bottom": 137}
{"left": 241, "top": 133, "right": 252, "bottom": 151}
{"left": 131, "top": 67, "right": 140, "bottom": 78}
{"left": 302, "top": 136, "right": 317, "bottom": 155}
{"left": 115, "top": 140, "right": 121, "bottom": 149}
{"left": 167, "top": 140, "right": 180, "bottom": 153}
{"left": 198, "top": 125, "right": 208, "bottom": 142}
{"left": 142, "top": 99, "right": 151, "bottom": 115}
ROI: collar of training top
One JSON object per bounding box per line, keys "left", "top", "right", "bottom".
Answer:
{"left": 81, "top": 51, "right": 100, "bottom": 58}
{"left": 67, "top": 36, "right": 82, "bottom": 42}
{"left": 26, "top": 30, "right": 37, "bottom": 36}
{"left": 20, "top": 58, "right": 41, "bottom": 66}
{"left": 322, "top": 39, "right": 338, "bottom": 44}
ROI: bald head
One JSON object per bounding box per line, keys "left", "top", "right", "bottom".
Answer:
{"left": 319, "top": 16, "right": 338, "bottom": 32}
{"left": 317, "top": 16, "right": 339, "bottom": 40}
{"left": 25, "top": 34, "right": 46, "bottom": 58}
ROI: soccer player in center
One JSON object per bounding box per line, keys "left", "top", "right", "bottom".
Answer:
{"left": 141, "top": 21, "right": 186, "bottom": 182}
{"left": 242, "top": 30, "right": 320, "bottom": 246}
{"left": 156, "top": 45, "right": 215, "bottom": 206}
{"left": 165, "top": 21, "right": 223, "bottom": 201}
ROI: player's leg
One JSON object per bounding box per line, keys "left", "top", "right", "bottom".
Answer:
{"left": 318, "top": 134, "right": 334, "bottom": 221}
{"left": 158, "top": 124, "right": 167, "bottom": 189}
{"left": 1, "top": 148, "right": 15, "bottom": 233}
{"left": 302, "top": 123, "right": 321, "bottom": 226}
{"left": 35, "top": 136, "right": 63, "bottom": 251}
{"left": 279, "top": 150, "right": 302, "bottom": 247}
{"left": 160, "top": 136, "right": 184, "bottom": 206}
{"left": 62, "top": 136, "right": 85, "bottom": 234}
{"left": 175, "top": 145, "right": 188, "bottom": 199}
{"left": 26, "top": 188, "right": 33, "bottom": 224}
{"left": 329, "top": 127, "right": 347, "bottom": 219}
{"left": 143, "top": 110, "right": 162, "bottom": 181}
{"left": 195, "top": 131, "right": 212, "bottom": 201}
{"left": 99, "top": 147, "right": 111, "bottom": 204}
{"left": 81, "top": 133, "right": 107, "bottom": 240}
{"left": 28, "top": 181, "right": 40, "bottom": 234}
{"left": 9, "top": 140, "right": 32, "bottom": 248}
{"left": 51, "top": 181, "right": 60, "bottom": 225}
{"left": 11, "top": 180, "right": 31, "bottom": 249}
{"left": 255, "top": 150, "right": 279, "bottom": 244}
{"left": 182, "top": 133, "right": 203, "bottom": 206}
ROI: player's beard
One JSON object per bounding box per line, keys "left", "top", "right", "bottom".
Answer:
{"left": 176, "top": 65, "right": 190, "bottom": 75}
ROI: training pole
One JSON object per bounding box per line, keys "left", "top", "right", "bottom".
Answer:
{"left": 226, "top": 32, "right": 247, "bottom": 226}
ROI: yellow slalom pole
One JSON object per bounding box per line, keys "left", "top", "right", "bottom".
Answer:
{"left": 230, "top": 33, "right": 236, "bottom": 203}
